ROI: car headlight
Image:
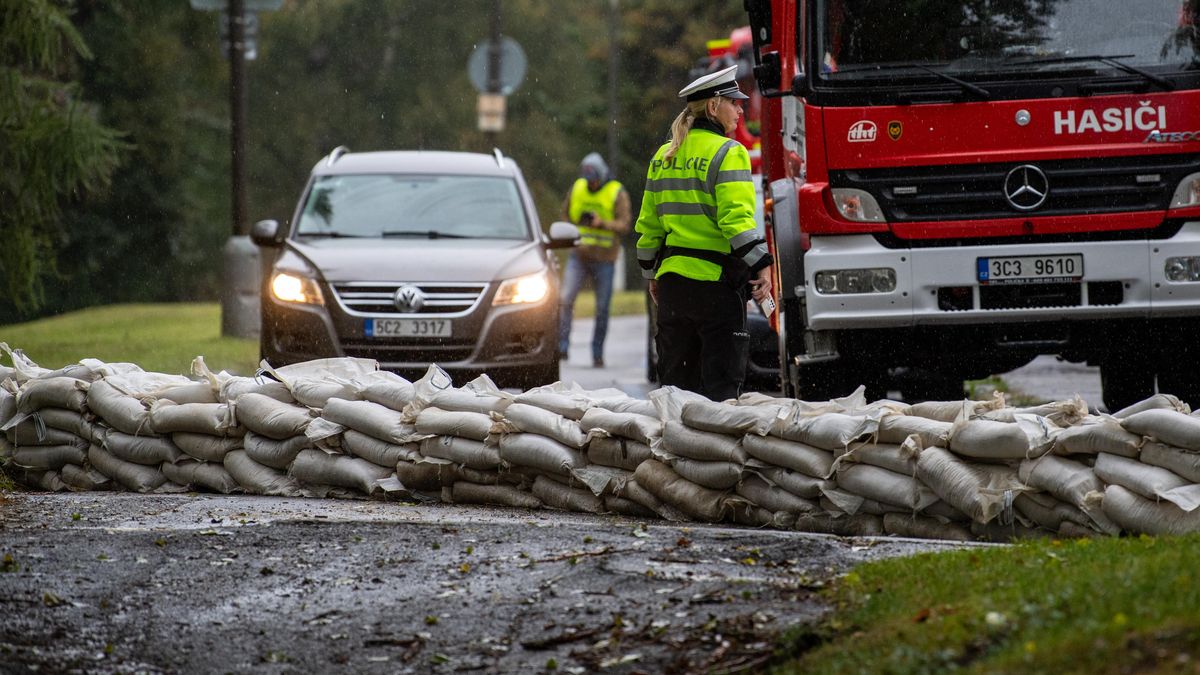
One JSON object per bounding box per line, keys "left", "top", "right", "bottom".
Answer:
{"left": 1171, "top": 172, "right": 1200, "bottom": 208}
{"left": 271, "top": 271, "right": 325, "bottom": 305}
{"left": 494, "top": 270, "right": 550, "bottom": 306}
{"left": 830, "top": 188, "right": 885, "bottom": 222}
{"left": 1165, "top": 257, "right": 1200, "bottom": 282}
{"left": 814, "top": 268, "right": 896, "bottom": 294}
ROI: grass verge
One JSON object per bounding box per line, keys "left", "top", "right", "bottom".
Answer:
{"left": 774, "top": 535, "right": 1200, "bottom": 673}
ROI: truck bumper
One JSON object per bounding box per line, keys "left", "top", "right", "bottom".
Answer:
{"left": 805, "top": 221, "right": 1200, "bottom": 330}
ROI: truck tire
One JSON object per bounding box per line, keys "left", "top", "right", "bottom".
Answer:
{"left": 1156, "top": 348, "right": 1200, "bottom": 409}
{"left": 794, "top": 360, "right": 886, "bottom": 403}
{"left": 1100, "top": 358, "right": 1156, "bottom": 414}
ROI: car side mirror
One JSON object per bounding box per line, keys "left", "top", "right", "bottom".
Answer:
{"left": 546, "top": 221, "right": 580, "bottom": 249}
{"left": 250, "top": 219, "right": 282, "bottom": 247}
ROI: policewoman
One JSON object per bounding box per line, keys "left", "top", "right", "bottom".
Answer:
{"left": 635, "top": 64, "right": 774, "bottom": 401}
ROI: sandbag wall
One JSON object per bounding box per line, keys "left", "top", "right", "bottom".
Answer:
{"left": 5, "top": 344, "right": 1200, "bottom": 542}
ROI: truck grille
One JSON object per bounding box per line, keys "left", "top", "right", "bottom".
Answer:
{"left": 832, "top": 153, "right": 1200, "bottom": 222}
{"left": 331, "top": 282, "right": 488, "bottom": 316}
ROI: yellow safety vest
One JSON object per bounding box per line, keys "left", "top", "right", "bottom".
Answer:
{"left": 569, "top": 178, "right": 623, "bottom": 249}
{"left": 634, "top": 127, "right": 757, "bottom": 281}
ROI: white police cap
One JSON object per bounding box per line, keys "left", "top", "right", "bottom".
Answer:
{"left": 678, "top": 64, "right": 750, "bottom": 102}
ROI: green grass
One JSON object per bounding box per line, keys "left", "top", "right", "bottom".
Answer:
{"left": 568, "top": 289, "right": 645, "bottom": 319}
{"left": 0, "top": 303, "right": 258, "bottom": 376}
{"left": 775, "top": 535, "right": 1200, "bottom": 674}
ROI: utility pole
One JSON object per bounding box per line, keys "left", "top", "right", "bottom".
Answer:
{"left": 228, "top": 0, "right": 247, "bottom": 236}
{"left": 486, "top": 0, "right": 503, "bottom": 148}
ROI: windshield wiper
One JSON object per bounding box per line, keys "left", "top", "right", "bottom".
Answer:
{"left": 829, "top": 62, "right": 990, "bottom": 99}
{"left": 1003, "top": 54, "right": 1174, "bottom": 91}
{"left": 381, "top": 230, "right": 470, "bottom": 239}
{"left": 297, "top": 231, "right": 368, "bottom": 238}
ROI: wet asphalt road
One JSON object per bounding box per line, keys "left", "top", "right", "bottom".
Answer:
{"left": 0, "top": 493, "right": 969, "bottom": 674}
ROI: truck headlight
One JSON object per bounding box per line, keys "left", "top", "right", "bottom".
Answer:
{"left": 1165, "top": 257, "right": 1200, "bottom": 282}
{"left": 814, "top": 268, "right": 897, "bottom": 294}
{"left": 494, "top": 270, "right": 550, "bottom": 306}
{"left": 1171, "top": 172, "right": 1200, "bottom": 208}
{"left": 271, "top": 272, "right": 325, "bottom": 305}
{"left": 830, "top": 188, "right": 885, "bottom": 222}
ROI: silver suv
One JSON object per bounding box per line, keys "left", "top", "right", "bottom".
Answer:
{"left": 251, "top": 147, "right": 578, "bottom": 388}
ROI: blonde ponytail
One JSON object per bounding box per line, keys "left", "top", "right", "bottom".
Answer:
{"left": 663, "top": 100, "right": 711, "bottom": 160}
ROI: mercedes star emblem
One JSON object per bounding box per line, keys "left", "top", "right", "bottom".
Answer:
{"left": 392, "top": 284, "right": 426, "bottom": 313}
{"left": 1003, "top": 164, "right": 1049, "bottom": 211}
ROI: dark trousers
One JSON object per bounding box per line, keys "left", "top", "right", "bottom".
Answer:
{"left": 654, "top": 273, "right": 748, "bottom": 401}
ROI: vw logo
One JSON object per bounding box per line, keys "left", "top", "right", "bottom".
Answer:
{"left": 392, "top": 284, "right": 425, "bottom": 313}
{"left": 1003, "top": 164, "right": 1049, "bottom": 211}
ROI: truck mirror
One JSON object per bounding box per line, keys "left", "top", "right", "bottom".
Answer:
{"left": 250, "top": 219, "right": 281, "bottom": 247}
{"left": 791, "top": 72, "right": 808, "bottom": 96}
{"left": 546, "top": 221, "right": 580, "bottom": 249}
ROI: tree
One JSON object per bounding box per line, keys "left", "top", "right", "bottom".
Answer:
{"left": 0, "top": 0, "right": 125, "bottom": 313}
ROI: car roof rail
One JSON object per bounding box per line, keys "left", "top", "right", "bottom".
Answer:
{"left": 492, "top": 148, "right": 505, "bottom": 169}
{"left": 326, "top": 146, "right": 350, "bottom": 166}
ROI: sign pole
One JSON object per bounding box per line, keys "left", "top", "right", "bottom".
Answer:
{"left": 485, "top": 0, "right": 502, "bottom": 147}
{"left": 228, "top": 0, "right": 247, "bottom": 236}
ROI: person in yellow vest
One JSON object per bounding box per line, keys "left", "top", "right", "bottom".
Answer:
{"left": 635, "top": 64, "right": 774, "bottom": 401}
{"left": 558, "top": 152, "right": 632, "bottom": 368}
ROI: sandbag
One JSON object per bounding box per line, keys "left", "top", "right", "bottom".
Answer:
{"left": 1120, "top": 409, "right": 1200, "bottom": 451}
{"left": 32, "top": 407, "right": 94, "bottom": 440}
{"left": 219, "top": 377, "right": 294, "bottom": 404}
{"left": 883, "top": 513, "right": 974, "bottom": 542}
{"left": 680, "top": 399, "right": 782, "bottom": 436}
{"left": 746, "top": 464, "right": 832, "bottom": 499}
{"left": 89, "top": 444, "right": 166, "bottom": 493}
{"left": 420, "top": 435, "right": 501, "bottom": 470}
{"left": 579, "top": 408, "right": 662, "bottom": 446}
{"left": 1018, "top": 454, "right": 1120, "bottom": 535}
{"left": 172, "top": 432, "right": 242, "bottom": 463}
{"left": 148, "top": 400, "right": 240, "bottom": 437}
{"left": 1014, "top": 491, "right": 1092, "bottom": 531}
{"left": 735, "top": 474, "right": 819, "bottom": 514}
{"left": 970, "top": 520, "right": 1051, "bottom": 543}
{"left": 602, "top": 494, "right": 658, "bottom": 519}
{"left": 358, "top": 371, "right": 416, "bottom": 412}
{"left": 1140, "top": 442, "right": 1200, "bottom": 483}
{"left": 661, "top": 421, "right": 748, "bottom": 464}
{"left": 6, "top": 466, "right": 67, "bottom": 492}
{"left": 5, "top": 421, "right": 88, "bottom": 449}
{"left": 614, "top": 478, "right": 687, "bottom": 521}
{"left": 103, "top": 431, "right": 184, "bottom": 466}
{"left": 770, "top": 412, "right": 876, "bottom": 451}
{"left": 447, "top": 481, "right": 542, "bottom": 509}
{"left": 289, "top": 449, "right": 393, "bottom": 495}
{"left": 917, "top": 447, "right": 1023, "bottom": 524}
{"left": 1052, "top": 416, "right": 1142, "bottom": 458}
{"left": 909, "top": 394, "right": 1005, "bottom": 423}
{"left": 154, "top": 381, "right": 219, "bottom": 404}
{"left": 418, "top": 383, "right": 511, "bottom": 417}
{"left": 668, "top": 457, "right": 742, "bottom": 490}
{"left": 0, "top": 386, "right": 15, "bottom": 428}
{"left": 1111, "top": 394, "right": 1190, "bottom": 419}
{"left": 60, "top": 464, "right": 114, "bottom": 491}
{"left": 498, "top": 433, "right": 586, "bottom": 476}
{"left": 10, "top": 445, "right": 87, "bottom": 470}
{"left": 835, "top": 440, "right": 921, "bottom": 476}
{"left": 223, "top": 450, "right": 305, "bottom": 496}
{"left": 322, "top": 398, "right": 424, "bottom": 445}
{"left": 395, "top": 459, "right": 460, "bottom": 492}
{"left": 793, "top": 513, "right": 884, "bottom": 537}
{"left": 1101, "top": 484, "right": 1200, "bottom": 536}
{"left": 837, "top": 463, "right": 939, "bottom": 511}
{"left": 342, "top": 429, "right": 419, "bottom": 468}
{"left": 235, "top": 393, "right": 313, "bottom": 440}
{"left": 532, "top": 475, "right": 604, "bottom": 513}
{"left": 876, "top": 414, "right": 951, "bottom": 448}
{"left": 1093, "top": 452, "right": 1191, "bottom": 506}
{"left": 16, "top": 376, "right": 89, "bottom": 413}
{"left": 242, "top": 432, "right": 312, "bottom": 470}
{"left": 161, "top": 459, "right": 241, "bottom": 494}
{"left": 414, "top": 407, "right": 492, "bottom": 442}
{"left": 741, "top": 434, "right": 833, "bottom": 478}
{"left": 594, "top": 396, "right": 658, "bottom": 419}
{"left": 730, "top": 505, "right": 796, "bottom": 529}
{"left": 86, "top": 380, "right": 153, "bottom": 435}
{"left": 978, "top": 397, "right": 1087, "bottom": 427}
{"left": 948, "top": 416, "right": 1054, "bottom": 460}
{"left": 586, "top": 436, "right": 652, "bottom": 471}
{"left": 633, "top": 459, "right": 736, "bottom": 523}
{"left": 497, "top": 403, "right": 587, "bottom": 449}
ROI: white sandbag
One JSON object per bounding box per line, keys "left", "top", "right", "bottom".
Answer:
{"left": 219, "top": 377, "right": 294, "bottom": 404}
{"left": 161, "top": 459, "right": 242, "bottom": 494}
{"left": 223, "top": 449, "right": 305, "bottom": 496}
{"left": 1051, "top": 416, "right": 1142, "bottom": 457}
{"left": 512, "top": 382, "right": 606, "bottom": 420}
{"left": 1017, "top": 455, "right": 1120, "bottom": 535}
{"left": 793, "top": 513, "right": 884, "bottom": 537}
{"left": 242, "top": 432, "right": 311, "bottom": 470}
{"left": 322, "top": 398, "right": 425, "bottom": 446}
{"left": 532, "top": 475, "right": 604, "bottom": 513}
{"left": 661, "top": 421, "right": 748, "bottom": 464}
{"left": 837, "top": 463, "right": 939, "bottom": 511}
{"left": 746, "top": 464, "right": 832, "bottom": 499}
{"left": 420, "top": 435, "right": 501, "bottom": 470}
{"left": 1093, "top": 452, "right": 1190, "bottom": 504}
{"left": 414, "top": 407, "right": 492, "bottom": 442}
{"left": 909, "top": 393, "right": 1005, "bottom": 423}
{"left": 358, "top": 371, "right": 416, "bottom": 412}
{"left": 633, "top": 459, "right": 738, "bottom": 523}
{"left": 147, "top": 400, "right": 239, "bottom": 437}
{"left": 770, "top": 412, "right": 876, "bottom": 451}
{"left": 86, "top": 380, "right": 153, "bottom": 436}
{"left": 407, "top": 368, "right": 509, "bottom": 419}
{"left": 289, "top": 449, "right": 394, "bottom": 495}
{"left": 917, "top": 447, "right": 1023, "bottom": 524}
{"left": 10, "top": 445, "right": 87, "bottom": 470}
{"left": 498, "top": 433, "right": 586, "bottom": 476}
{"left": 1120, "top": 409, "right": 1200, "bottom": 451}
{"left": 342, "top": 429, "right": 418, "bottom": 468}
{"left": 15, "top": 376, "right": 89, "bottom": 413}
{"left": 835, "top": 439, "right": 921, "bottom": 476}
{"left": 947, "top": 415, "right": 1054, "bottom": 460}
{"left": 0, "top": 343, "right": 51, "bottom": 382}
{"left": 649, "top": 386, "right": 713, "bottom": 422}
{"left": 1140, "top": 442, "right": 1200, "bottom": 483}
{"left": 741, "top": 434, "right": 833, "bottom": 478}
{"left": 680, "top": 399, "right": 783, "bottom": 436}
{"left": 1014, "top": 491, "right": 1092, "bottom": 531}
{"left": 882, "top": 513, "right": 974, "bottom": 542}
{"left": 447, "top": 481, "right": 543, "bottom": 509}
{"left": 978, "top": 397, "right": 1088, "bottom": 427}
{"left": 1111, "top": 394, "right": 1190, "bottom": 419}
{"left": 668, "top": 457, "right": 742, "bottom": 490}
{"left": 1101, "top": 484, "right": 1200, "bottom": 535}
{"left": 735, "top": 474, "right": 819, "bottom": 514}
{"left": 0, "top": 385, "right": 17, "bottom": 427}
{"left": 594, "top": 396, "right": 659, "bottom": 419}
{"left": 89, "top": 444, "right": 166, "bottom": 493}
{"left": 586, "top": 436, "right": 652, "bottom": 471}
{"left": 60, "top": 464, "right": 114, "bottom": 491}
{"left": 876, "top": 413, "right": 951, "bottom": 447}
{"left": 579, "top": 407, "right": 662, "bottom": 445}
{"left": 154, "top": 381, "right": 219, "bottom": 404}
{"left": 235, "top": 392, "right": 313, "bottom": 440}
{"left": 497, "top": 403, "right": 587, "bottom": 449}
{"left": 171, "top": 432, "right": 241, "bottom": 463}
{"left": 103, "top": 431, "right": 184, "bottom": 466}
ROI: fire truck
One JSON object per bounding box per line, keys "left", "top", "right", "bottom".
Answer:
{"left": 743, "top": 0, "right": 1200, "bottom": 411}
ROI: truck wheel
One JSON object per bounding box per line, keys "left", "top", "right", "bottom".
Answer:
{"left": 795, "top": 361, "right": 886, "bottom": 403}
{"left": 1155, "top": 353, "right": 1200, "bottom": 409}
{"left": 1100, "top": 358, "right": 1156, "bottom": 414}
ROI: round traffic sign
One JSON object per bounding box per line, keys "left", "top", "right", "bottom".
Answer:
{"left": 467, "top": 37, "right": 527, "bottom": 95}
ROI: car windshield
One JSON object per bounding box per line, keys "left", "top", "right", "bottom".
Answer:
{"left": 295, "top": 174, "right": 530, "bottom": 240}
{"left": 817, "top": 0, "right": 1200, "bottom": 82}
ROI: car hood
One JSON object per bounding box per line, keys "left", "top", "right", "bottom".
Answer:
{"left": 283, "top": 238, "right": 547, "bottom": 283}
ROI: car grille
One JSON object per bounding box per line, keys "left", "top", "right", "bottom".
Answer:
{"left": 331, "top": 282, "right": 488, "bottom": 316}
{"left": 831, "top": 153, "right": 1200, "bottom": 222}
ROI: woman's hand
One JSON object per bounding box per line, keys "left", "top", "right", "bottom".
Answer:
{"left": 750, "top": 266, "right": 773, "bottom": 302}
{"left": 648, "top": 279, "right": 659, "bottom": 305}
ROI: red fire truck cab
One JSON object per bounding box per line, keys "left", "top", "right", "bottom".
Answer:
{"left": 746, "top": 0, "right": 1200, "bottom": 411}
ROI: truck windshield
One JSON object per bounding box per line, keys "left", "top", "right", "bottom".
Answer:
{"left": 295, "top": 174, "right": 530, "bottom": 240}
{"left": 817, "top": 0, "right": 1200, "bottom": 83}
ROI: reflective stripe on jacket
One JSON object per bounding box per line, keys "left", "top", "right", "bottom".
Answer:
{"left": 569, "top": 178, "right": 623, "bottom": 248}
{"left": 634, "top": 126, "right": 760, "bottom": 282}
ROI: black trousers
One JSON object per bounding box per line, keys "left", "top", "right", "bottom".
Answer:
{"left": 654, "top": 273, "right": 749, "bottom": 402}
